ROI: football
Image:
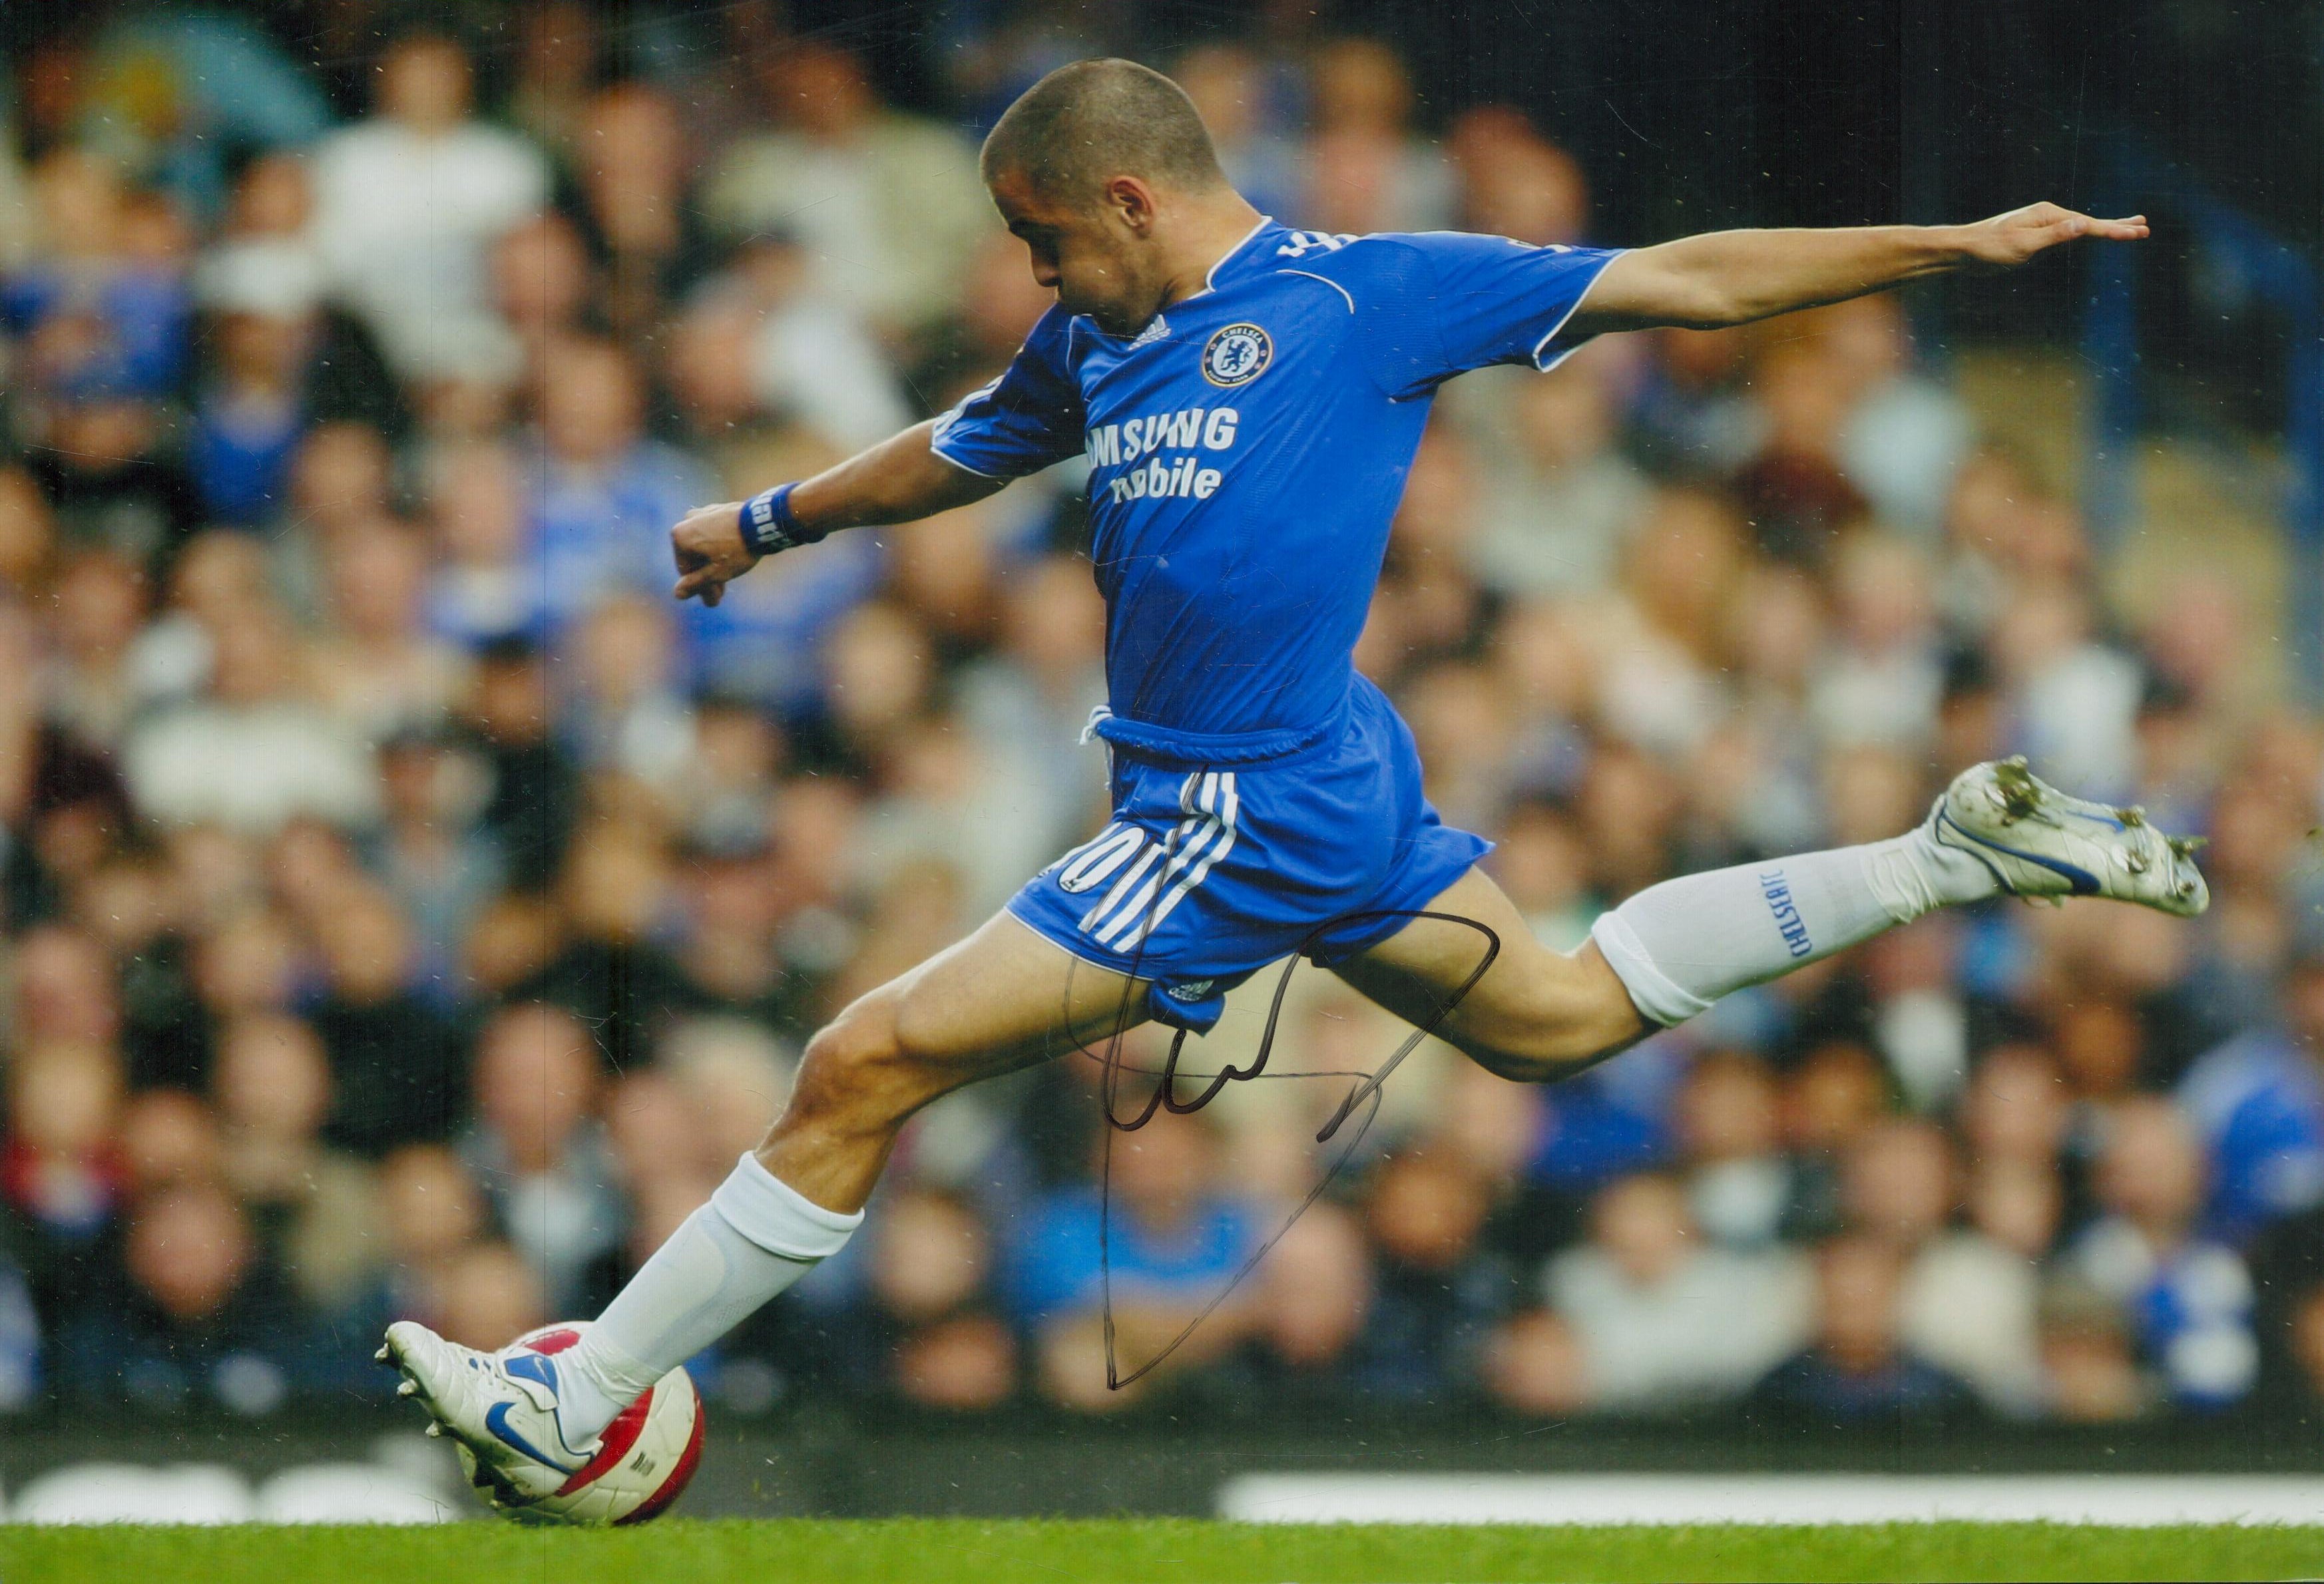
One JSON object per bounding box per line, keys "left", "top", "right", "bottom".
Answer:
{"left": 455, "top": 1322, "right": 706, "bottom": 1526}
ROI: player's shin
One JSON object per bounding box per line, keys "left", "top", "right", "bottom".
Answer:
{"left": 1588, "top": 829, "right": 1995, "bottom": 1027}
{"left": 556, "top": 1153, "right": 862, "bottom": 1444}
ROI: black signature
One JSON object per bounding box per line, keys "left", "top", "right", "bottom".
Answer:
{"left": 1072, "top": 901, "right": 1501, "bottom": 1388}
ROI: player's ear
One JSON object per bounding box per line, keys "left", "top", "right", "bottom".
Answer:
{"left": 1104, "top": 175, "right": 1158, "bottom": 236}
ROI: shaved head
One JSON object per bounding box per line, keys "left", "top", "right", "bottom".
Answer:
{"left": 980, "top": 58, "right": 1228, "bottom": 205}
{"left": 978, "top": 58, "right": 1258, "bottom": 336}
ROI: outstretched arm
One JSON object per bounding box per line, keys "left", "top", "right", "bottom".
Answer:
{"left": 671, "top": 420, "right": 1005, "bottom": 606}
{"left": 1566, "top": 202, "right": 2148, "bottom": 335}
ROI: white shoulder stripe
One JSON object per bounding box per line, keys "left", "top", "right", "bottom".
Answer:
{"left": 1280, "top": 268, "right": 1356, "bottom": 314}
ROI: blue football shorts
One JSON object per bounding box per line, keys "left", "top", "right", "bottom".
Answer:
{"left": 1006, "top": 677, "right": 1491, "bottom": 1033}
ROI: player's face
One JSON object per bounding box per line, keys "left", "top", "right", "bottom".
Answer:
{"left": 990, "top": 171, "right": 1161, "bottom": 337}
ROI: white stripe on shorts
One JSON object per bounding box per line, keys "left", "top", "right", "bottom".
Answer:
{"left": 1110, "top": 772, "right": 1240, "bottom": 951}
{"left": 1083, "top": 775, "right": 1216, "bottom": 943}
{"left": 1093, "top": 815, "right": 1222, "bottom": 948}
{"left": 1088, "top": 775, "right": 1218, "bottom": 946}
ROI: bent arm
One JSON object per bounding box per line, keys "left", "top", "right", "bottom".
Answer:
{"left": 791, "top": 419, "right": 1007, "bottom": 534}
{"left": 1567, "top": 202, "right": 2148, "bottom": 335}
{"left": 672, "top": 421, "right": 1005, "bottom": 604}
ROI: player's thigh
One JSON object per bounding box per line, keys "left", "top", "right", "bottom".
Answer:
{"left": 1328, "top": 867, "right": 1645, "bottom": 1080}
{"left": 857, "top": 908, "right": 1152, "bottom": 1084}
{"left": 771, "top": 913, "right": 1150, "bottom": 1211}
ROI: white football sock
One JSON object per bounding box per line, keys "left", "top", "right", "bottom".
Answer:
{"left": 1590, "top": 828, "right": 1996, "bottom": 1027}
{"left": 555, "top": 1153, "right": 861, "bottom": 1444}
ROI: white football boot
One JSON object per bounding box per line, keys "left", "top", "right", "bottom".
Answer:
{"left": 378, "top": 1320, "right": 598, "bottom": 1503}
{"left": 1929, "top": 757, "right": 2208, "bottom": 916}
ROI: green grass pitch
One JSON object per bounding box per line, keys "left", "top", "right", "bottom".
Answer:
{"left": 6, "top": 1518, "right": 2324, "bottom": 1583}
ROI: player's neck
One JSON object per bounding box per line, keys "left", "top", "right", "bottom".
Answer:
{"left": 1156, "top": 194, "right": 1267, "bottom": 311}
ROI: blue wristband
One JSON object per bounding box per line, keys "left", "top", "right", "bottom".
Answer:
{"left": 739, "top": 483, "right": 820, "bottom": 556}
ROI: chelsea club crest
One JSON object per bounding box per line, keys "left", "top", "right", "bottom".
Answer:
{"left": 1202, "top": 323, "right": 1272, "bottom": 387}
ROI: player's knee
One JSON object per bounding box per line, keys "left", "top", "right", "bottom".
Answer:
{"left": 886, "top": 984, "right": 959, "bottom": 1074}
{"left": 790, "top": 1003, "right": 921, "bottom": 1127}
{"left": 794, "top": 987, "right": 969, "bottom": 1114}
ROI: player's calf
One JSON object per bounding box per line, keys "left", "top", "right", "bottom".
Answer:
{"left": 1334, "top": 877, "right": 1652, "bottom": 1084}
{"left": 1423, "top": 945, "right": 1652, "bottom": 1083}
{"left": 385, "top": 914, "right": 1138, "bottom": 1456}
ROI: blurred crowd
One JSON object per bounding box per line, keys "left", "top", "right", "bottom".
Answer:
{"left": 0, "top": 3, "right": 2316, "bottom": 1435}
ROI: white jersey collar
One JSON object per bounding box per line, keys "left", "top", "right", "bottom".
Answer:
{"left": 1202, "top": 214, "right": 1278, "bottom": 292}
{"left": 1096, "top": 216, "right": 1278, "bottom": 341}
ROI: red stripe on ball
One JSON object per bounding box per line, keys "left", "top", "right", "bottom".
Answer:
{"left": 554, "top": 1384, "right": 656, "bottom": 1497}
{"left": 616, "top": 1389, "right": 706, "bottom": 1525}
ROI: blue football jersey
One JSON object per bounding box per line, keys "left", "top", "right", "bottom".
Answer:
{"left": 931, "top": 218, "right": 1620, "bottom": 751}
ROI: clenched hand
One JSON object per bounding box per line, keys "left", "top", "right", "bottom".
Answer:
{"left": 670, "top": 502, "right": 757, "bottom": 607}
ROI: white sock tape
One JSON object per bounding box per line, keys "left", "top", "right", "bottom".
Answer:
{"left": 708, "top": 1153, "right": 863, "bottom": 1261}
{"left": 1590, "top": 910, "right": 1715, "bottom": 1028}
